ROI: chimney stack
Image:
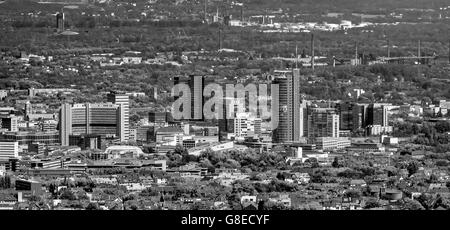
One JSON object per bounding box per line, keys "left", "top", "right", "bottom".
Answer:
{"left": 311, "top": 33, "right": 315, "bottom": 71}
{"left": 418, "top": 40, "right": 421, "bottom": 64}
{"left": 387, "top": 39, "right": 390, "bottom": 58}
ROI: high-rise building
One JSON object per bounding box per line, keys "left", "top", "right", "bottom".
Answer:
{"left": 0, "top": 115, "right": 18, "bottom": 132}
{"left": 307, "top": 108, "right": 340, "bottom": 138}
{"left": 367, "top": 104, "right": 389, "bottom": 127}
{"left": 299, "top": 101, "right": 307, "bottom": 138}
{"left": 337, "top": 102, "right": 363, "bottom": 131}
{"left": 25, "top": 101, "right": 32, "bottom": 116}
{"left": 149, "top": 112, "right": 172, "bottom": 125}
{"left": 59, "top": 103, "right": 127, "bottom": 146}
{"left": 219, "top": 95, "right": 245, "bottom": 140}
{"left": 218, "top": 97, "right": 233, "bottom": 141}
{"left": 234, "top": 113, "right": 262, "bottom": 138}
{"left": 272, "top": 69, "right": 301, "bottom": 143}
{"left": 358, "top": 103, "right": 370, "bottom": 127}
{"left": 107, "top": 92, "right": 130, "bottom": 142}
{"left": 59, "top": 103, "right": 72, "bottom": 146}
{"left": 56, "top": 12, "right": 64, "bottom": 32}
{"left": 189, "top": 75, "right": 204, "bottom": 120}
{"left": 0, "top": 142, "right": 19, "bottom": 160}
{"left": 173, "top": 75, "right": 204, "bottom": 120}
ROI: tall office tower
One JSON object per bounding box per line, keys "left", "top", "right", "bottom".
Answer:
{"left": 337, "top": 102, "right": 363, "bottom": 131}
{"left": 218, "top": 96, "right": 234, "bottom": 141}
{"left": 189, "top": 75, "right": 204, "bottom": 120}
{"left": 367, "top": 104, "right": 389, "bottom": 127}
{"left": 173, "top": 75, "right": 204, "bottom": 120}
{"left": 25, "top": 101, "right": 32, "bottom": 116}
{"left": 152, "top": 86, "right": 158, "bottom": 100}
{"left": 0, "top": 115, "right": 18, "bottom": 132}
{"left": 173, "top": 76, "right": 188, "bottom": 119}
{"left": 358, "top": 103, "right": 370, "bottom": 128}
{"left": 56, "top": 12, "right": 64, "bottom": 32}
{"left": 173, "top": 76, "right": 182, "bottom": 101}
{"left": 59, "top": 103, "right": 125, "bottom": 146}
{"left": 59, "top": 103, "right": 72, "bottom": 146}
{"left": 0, "top": 142, "right": 19, "bottom": 160}
{"left": 107, "top": 92, "right": 130, "bottom": 142}
{"left": 218, "top": 117, "right": 228, "bottom": 141}
{"left": 299, "top": 101, "right": 308, "bottom": 138}
{"left": 307, "top": 108, "right": 340, "bottom": 138}
{"left": 272, "top": 69, "right": 301, "bottom": 143}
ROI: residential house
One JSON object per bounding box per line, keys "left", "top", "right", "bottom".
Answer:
{"left": 349, "top": 179, "right": 367, "bottom": 188}
{"left": 268, "top": 194, "right": 292, "bottom": 208}
{"left": 0, "top": 193, "right": 16, "bottom": 210}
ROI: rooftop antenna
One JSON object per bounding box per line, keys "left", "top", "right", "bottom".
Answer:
{"left": 311, "top": 33, "right": 315, "bottom": 71}
{"left": 417, "top": 40, "right": 422, "bottom": 65}
{"left": 417, "top": 40, "right": 422, "bottom": 79}
{"left": 418, "top": 40, "right": 421, "bottom": 57}
{"left": 241, "top": 4, "right": 244, "bottom": 22}
{"left": 295, "top": 44, "right": 298, "bottom": 68}
{"left": 218, "top": 27, "right": 222, "bottom": 50}
{"left": 216, "top": 6, "right": 219, "bottom": 21}
{"left": 355, "top": 42, "right": 358, "bottom": 65}
{"left": 204, "top": 0, "right": 208, "bottom": 23}
{"left": 224, "top": 0, "right": 229, "bottom": 20}
{"left": 387, "top": 39, "right": 390, "bottom": 58}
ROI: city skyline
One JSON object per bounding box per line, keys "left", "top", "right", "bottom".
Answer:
{"left": 1, "top": 0, "right": 450, "bottom": 213}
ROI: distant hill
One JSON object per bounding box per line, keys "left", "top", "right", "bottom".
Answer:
{"left": 244, "top": 0, "right": 450, "bottom": 13}
{"left": 0, "top": 0, "right": 60, "bottom": 12}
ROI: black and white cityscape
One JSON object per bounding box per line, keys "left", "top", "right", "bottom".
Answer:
{"left": 1, "top": 0, "right": 450, "bottom": 211}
